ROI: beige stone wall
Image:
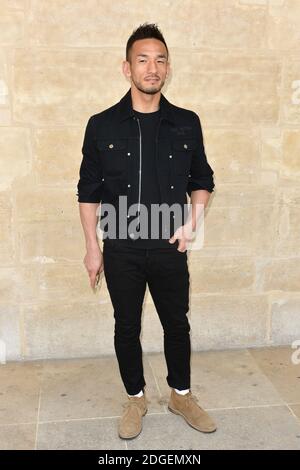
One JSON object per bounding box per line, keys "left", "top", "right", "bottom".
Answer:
{"left": 0, "top": 0, "right": 300, "bottom": 361}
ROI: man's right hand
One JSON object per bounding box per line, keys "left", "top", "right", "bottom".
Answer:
{"left": 83, "top": 243, "right": 104, "bottom": 289}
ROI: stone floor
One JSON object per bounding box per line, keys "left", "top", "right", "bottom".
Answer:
{"left": 0, "top": 346, "right": 300, "bottom": 450}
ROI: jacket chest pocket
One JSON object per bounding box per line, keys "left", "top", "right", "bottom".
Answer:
{"left": 171, "top": 139, "right": 196, "bottom": 175}
{"left": 97, "top": 139, "right": 128, "bottom": 177}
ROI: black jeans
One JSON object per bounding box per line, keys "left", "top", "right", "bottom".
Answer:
{"left": 102, "top": 239, "right": 191, "bottom": 395}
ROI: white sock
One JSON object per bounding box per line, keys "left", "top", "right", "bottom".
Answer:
{"left": 128, "top": 390, "right": 143, "bottom": 398}
{"left": 174, "top": 388, "right": 190, "bottom": 395}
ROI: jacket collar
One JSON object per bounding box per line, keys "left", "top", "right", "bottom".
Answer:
{"left": 118, "top": 88, "right": 175, "bottom": 124}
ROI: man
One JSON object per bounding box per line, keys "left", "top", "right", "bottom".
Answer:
{"left": 77, "top": 23, "right": 217, "bottom": 439}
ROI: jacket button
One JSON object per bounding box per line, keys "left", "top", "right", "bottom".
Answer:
{"left": 102, "top": 178, "right": 105, "bottom": 181}
{"left": 169, "top": 155, "right": 173, "bottom": 159}
{"left": 109, "top": 143, "right": 114, "bottom": 149}
{"left": 170, "top": 185, "right": 174, "bottom": 189}
{"left": 127, "top": 152, "right": 131, "bottom": 156}
{"left": 184, "top": 144, "right": 188, "bottom": 149}
{"left": 127, "top": 184, "right": 131, "bottom": 188}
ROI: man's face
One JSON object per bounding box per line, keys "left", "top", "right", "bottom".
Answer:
{"left": 123, "top": 38, "right": 170, "bottom": 95}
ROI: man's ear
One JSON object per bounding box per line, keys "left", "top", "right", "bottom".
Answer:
{"left": 122, "top": 60, "right": 131, "bottom": 79}
{"left": 166, "top": 62, "right": 171, "bottom": 79}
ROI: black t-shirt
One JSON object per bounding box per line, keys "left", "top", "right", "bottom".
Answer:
{"left": 111, "top": 107, "right": 174, "bottom": 249}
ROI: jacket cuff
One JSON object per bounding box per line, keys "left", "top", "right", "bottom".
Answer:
{"left": 76, "top": 182, "right": 103, "bottom": 203}
{"left": 187, "top": 179, "right": 215, "bottom": 197}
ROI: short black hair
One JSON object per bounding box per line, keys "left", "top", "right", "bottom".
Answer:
{"left": 126, "top": 23, "right": 169, "bottom": 62}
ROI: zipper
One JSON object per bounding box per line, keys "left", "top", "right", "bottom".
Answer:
{"left": 155, "top": 116, "right": 162, "bottom": 201}
{"left": 136, "top": 116, "right": 142, "bottom": 229}
{"left": 155, "top": 117, "right": 164, "bottom": 236}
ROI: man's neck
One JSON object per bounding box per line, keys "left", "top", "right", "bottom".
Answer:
{"left": 131, "top": 87, "right": 161, "bottom": 113}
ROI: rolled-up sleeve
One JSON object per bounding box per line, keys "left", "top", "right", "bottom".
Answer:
{"left": 76, "top": 116, "right": 103, "bottom": 203}
{"left": 187, "top": 112, "right": 215, "bottom": 196}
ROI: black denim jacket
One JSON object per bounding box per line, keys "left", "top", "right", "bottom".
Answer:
{"left": 76, "top": 89, "right": 215, "bottom": 235}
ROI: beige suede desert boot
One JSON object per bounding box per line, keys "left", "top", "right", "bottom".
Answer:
{"left": 118, "top": 393, "right": 148, "bottom": 439}
{"left": 168, "top": 389, "right": 217, "bottom": 433}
